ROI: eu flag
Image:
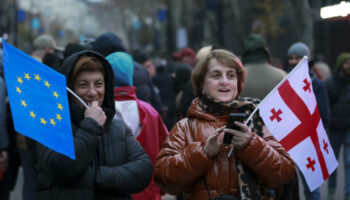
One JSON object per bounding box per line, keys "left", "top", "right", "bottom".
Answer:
{"left": 3, "top": 41, "right": 75, "bottom": 160}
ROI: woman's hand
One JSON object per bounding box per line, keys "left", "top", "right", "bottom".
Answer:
{"left": 84, "top": 101, "right": 106, "bottom": 126}
{"left": 203, "top": 127, "right": 225, "bottom": 157}
{"left": 224, "top": 121, "right": 252, "bottom": 150}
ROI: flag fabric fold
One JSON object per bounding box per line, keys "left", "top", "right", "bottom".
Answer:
{"left": 3, "top": 41, "right": 75, "bottom": 160}
{"left": 257, "top": 57, "right": 337, "bottom": 191}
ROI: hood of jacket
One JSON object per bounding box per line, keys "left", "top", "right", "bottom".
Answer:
{"left": 60, "top": 50, "right": 116, "bottom": 127}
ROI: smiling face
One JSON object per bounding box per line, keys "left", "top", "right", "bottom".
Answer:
{"left": 202, "top": 58, "right": 238, "bottom": 103}
{"left": 73, "top": 71, "right": 105, "bottom": 107}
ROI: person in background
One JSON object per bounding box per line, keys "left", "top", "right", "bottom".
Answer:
{"left": 0, "top": 75, "right": 9, "bottom": 200}
{"left": 312, "top": 61, "right": 331, "bottom": 82}
{"left": 91, "top": 32, "right": 162, "bottom": 113}
{"left": 106, "top": 52, "right": 168, "bottom": 200}
{"left": 240, "top": 34, "right": 287, "bottom": 99}
{"left": 35, "top": 50, "right": 153, "bottom": 200}
{"left": 154, "top": 49, "right": 296, "bottom": 199}
{"left": 133, "top": 49, "right": 157, "bottom": 78}
{"left": 31, "top": 35, "right": 58, "bottom": 62}
{"left": 287, "top": 42, "right": 331, "bottom": 200}
{"left": 326, "top": 52, "right": 350, "bottom": 200}
{"left": 172, "top": 47, "right": 196, "bottom": 68}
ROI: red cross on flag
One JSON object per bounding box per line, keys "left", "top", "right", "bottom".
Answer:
{"left": 256, "top": 57, "right": 338, "bottom": 191}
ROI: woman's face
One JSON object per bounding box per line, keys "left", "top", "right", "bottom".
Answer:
{"left": 202, "top": 58, "right": 238, "bottom": 103}
{"left": 73, "top": 71, "right": 105, "bottom": 107}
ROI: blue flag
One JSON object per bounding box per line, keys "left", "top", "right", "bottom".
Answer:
{"left": 3, "top": 41, "right": 75, "bottom": 160}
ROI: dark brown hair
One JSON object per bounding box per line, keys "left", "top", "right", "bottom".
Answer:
{"left": 191, "top": 49, "right": 245, "bottom": 98}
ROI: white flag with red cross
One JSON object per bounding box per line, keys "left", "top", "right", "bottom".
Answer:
{"left": 254, "top": 57, "right": 338, "bottom": 191}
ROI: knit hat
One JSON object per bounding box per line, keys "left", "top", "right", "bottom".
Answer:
{"left": 106, "top": 52, "right": 134, "bottom": 87}
{"left": 287, "top": 42, "right": 310, "bottom": 57}
{"left": 242, "top": 34, "right": 269, "bottom": 64}
{"left": 92, "top": 32, "right": 127, "bottom": 57}
{"left": 133, "top": 49, "right": 149, "bottom": 64}
{"left": 336, "top": 52, "right": 350, "bottom": 70}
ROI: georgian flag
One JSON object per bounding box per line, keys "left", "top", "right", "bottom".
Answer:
{"left": 254, "top": 57, "right": 338, "bottom": 191}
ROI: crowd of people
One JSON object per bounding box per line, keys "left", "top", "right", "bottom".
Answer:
{"left": 0, "top": 32, "right": 349, "bottom": 200}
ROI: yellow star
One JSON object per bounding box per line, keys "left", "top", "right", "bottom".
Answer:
{"left": 53, "top": 91, "right": 59, "bottom": 98}
{"left": 24, "top": 73, "right": 31, "bottom": 80}
{"left": 17, "top": 77, "right": 23, "bottom": 84}
{"left": 21, "top": 99, "right": 27, "bottom": 107}
{"left": 16, "top": 87, "right": 22, "bottom": 94}
{"left": 56, "top": 114, "right": 62, "bottom": 121}
{"left": 40, "top": 118, "right": 47, "bottom": 125}
{"left": 49, "top": 119, "right": 56, "bottom": 126}
{"left": 44, "top": 81, "right": 50, "bottom": 88}
{"left": 29, "top": 111, "right": 36, "bottom": 119}
{"left": 34, "top": 74, "right": 41, "bottom": 82}
{"left": 57, "top": 103, "right": 63, "bottom": 111}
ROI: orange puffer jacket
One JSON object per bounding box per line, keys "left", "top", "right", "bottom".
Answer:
{"left": 154, "top": 99, "right": 296, "bottom": 200}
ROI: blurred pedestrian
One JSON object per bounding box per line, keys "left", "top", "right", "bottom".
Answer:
{"left": 31, "top": 35, "right": 58, "bottom": 62}
{"left": 172, "top": 47, "right": 196, "bottom": 67}
{"left": 106, "top": 52, "right": 168, "bottom": 200}
{"left": 326, "top": 52, "right": 350, "bottom": 200}
{"left": 240, "top": 34, "right": 287, "bottom": 99}
{"left": 35, "top": 50, "right": 153, "bottom": 200}
{"left": 154, "top": 49, "right": 296, "bottom": 199}
{"left": 91, "top": 32, "right": 162, "bottom": 113}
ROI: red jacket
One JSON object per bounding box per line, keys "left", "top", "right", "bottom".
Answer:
{"left": 154, "top": 99, "right": 295, "bottom": 199}
{"left": 114, "top": 86, "right": 169, "bottom": 200}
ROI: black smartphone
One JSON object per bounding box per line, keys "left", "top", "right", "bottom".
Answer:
{"left": 223, "top": 113, "right": 247, "bottom": 144}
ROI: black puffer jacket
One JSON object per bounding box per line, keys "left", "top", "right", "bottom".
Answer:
{"left": 326, "top": 72, "right": 350, "bottom": 131}
{"left": 36, "top": 50, "right": 153, "bottom": 200}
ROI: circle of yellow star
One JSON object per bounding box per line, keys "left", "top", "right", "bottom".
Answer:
{"left": 53, "top": 91, "right": 59, "bottom": 98}
{"left": 56, "top": 114, "right": 62, "bottom": 121}
{"left": 17, "top": 77, "right": 23, "bottom": 84}
{"left": 21, "top": 99, "right": 27, "bottom": 107}
{"left": 16, "top": 87, "right": 22, "bottom": 94}
{"left": 49, "top": 119, "right": 56, "bottom": 126}
{"left": 29, "top": 111, "right": 36, "bottom": 119}
{"left": 24, "top": 73, "right": 31, "bottom": 80}
{"left": 44, "top": 81, "right": 50, "bottom": 88}
{"left": 34, "top": 74, "right": 41, "bottom": 82}
{"left": 57, "top": 103, "right": 63, "bottom": 111}
{"left": 40, "top": 118, "right": 47, "bottom": 125}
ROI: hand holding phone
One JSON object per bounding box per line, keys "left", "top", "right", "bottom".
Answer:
{"left": 223, "top": 113, "right": 247, "bottom": 144}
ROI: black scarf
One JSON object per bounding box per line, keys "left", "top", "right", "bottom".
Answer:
{"left": 200, "top": 94, "right": 264, "bottom": 137}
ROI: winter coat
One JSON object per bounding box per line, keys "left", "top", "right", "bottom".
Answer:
{"left": 240, "top": 62, "right": 286, "bottom": 99}
{"left": 326, "top": 72, "right": 350, "bottom": 131}
{"left": 0, "top": 77, "right": 8, "bottom": 150}
{"left": 310, "top": 73, "right": 331, "bottom": 131}
{"left": 154, "top": 99, "right": 295, "bottom": 200}
{"left": 114, "top": 86, "right": 169, "bottom": 200}
{"left": 36, "top": 50, "right": 153, "bottom": 200}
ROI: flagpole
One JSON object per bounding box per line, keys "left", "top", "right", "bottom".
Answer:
{"left": 228, "top": 56, "right": 308, "bottom": 158}
{"left": 66, "top": 87, "right": 89, "bottom": 109}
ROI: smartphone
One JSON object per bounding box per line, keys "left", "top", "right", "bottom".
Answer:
{"left": 223, "top": 113, "right": 247, "bottom": 144}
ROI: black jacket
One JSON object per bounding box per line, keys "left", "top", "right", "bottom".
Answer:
{"left": 36, "top": 51, "right": 153, "bottom": 200}
{"left": 326, "top": 72, "right": 350, "bottom": 131}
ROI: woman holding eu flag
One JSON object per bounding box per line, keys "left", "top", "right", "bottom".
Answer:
{"left": 35, "top": 50, "right": 153, "bottom": 200}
